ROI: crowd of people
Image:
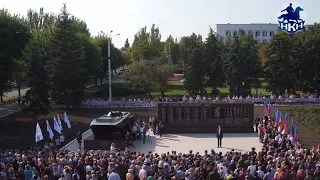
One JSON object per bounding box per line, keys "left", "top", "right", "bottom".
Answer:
{"left": 81, "top": 94, "right": 320, "bottom": 108}
{"left": 1, "top": 111, "right": 320, "bottom": 180}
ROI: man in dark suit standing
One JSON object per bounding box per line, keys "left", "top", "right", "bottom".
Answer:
{"left": 216, "top": 125, "right": 223, "bottom": 148}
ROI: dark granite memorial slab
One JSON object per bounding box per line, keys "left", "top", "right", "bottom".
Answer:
{"left": 158, "top": 102, "right": 254, "bottom": 133}
{"left": 84, "top": 134, "right": 127, "bottom": 150}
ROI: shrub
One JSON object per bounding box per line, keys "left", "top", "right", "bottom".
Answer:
{"left": 93, "top": 83, "right": 145, "bottom": 97}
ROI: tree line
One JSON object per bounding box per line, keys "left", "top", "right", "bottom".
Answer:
{"left": 1, "top": 4, "right": 320, "bottom": 118}
{"left": 0, "top": 5, "right": 127, "bottom": 117}
{"left": 125, "top": 24, "right": 320, "bottom": 98}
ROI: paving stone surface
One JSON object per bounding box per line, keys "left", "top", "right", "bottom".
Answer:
{"left": 63, "top": 130, "right": 262, "bottom": 154}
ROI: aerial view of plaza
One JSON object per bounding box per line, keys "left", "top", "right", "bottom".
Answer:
{"left": 1, "top": 0, "right": 320, "bottom": 179}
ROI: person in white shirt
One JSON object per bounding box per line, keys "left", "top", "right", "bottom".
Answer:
{"left": 55, "top": 137, "right": 61, "bottom": 148}
{"left": 110, "top": 143, "right": 116, "bottom": 153}
{"left": 218, "top": 166, "right": 227, "bottom": 178}
{"left": 182, "top": 95, "right": 187, "bottom": 102}
{"left": 257, "top": 166, "right": 265, "bottom": 179}
{"left": 60, "top": 133, "right": 65, "bottom": 147}
{"left": 247, "top": 163, "right": 256, "bottom": 177}
{"left": 139, "top": 165, "right": 147, "bottom": 180}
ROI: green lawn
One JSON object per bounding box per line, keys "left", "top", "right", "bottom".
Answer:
{"left": 84, "top": 81, "right": 272, "bottom": 99}
{"left": 151, "top": 81, "right": 271, "bottom": 99}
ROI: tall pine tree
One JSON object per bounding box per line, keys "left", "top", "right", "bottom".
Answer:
{"left": 183, "top": 33, "right": 206, "bottom": 96}
{"left": 224, "top": 30, "right": 260, "bottom": 96}
{"left": 47, "top": 4, "right": 87, "bottom": 108}
{"left": 24, "top": 46, "right": 50, "bottom": 119}
{"left": 204, "top": 28, "right": 226, "bottom": 95}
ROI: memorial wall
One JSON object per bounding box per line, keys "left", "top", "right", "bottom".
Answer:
{"left": 158, "top": 103, "right": 254, "bottom": 133}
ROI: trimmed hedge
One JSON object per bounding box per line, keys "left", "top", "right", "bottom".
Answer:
{"left": 93, "top": 83, "right": 145, "bottom": 97}
{"left": 286, "top": 107, "right": 320, "bottom": 134}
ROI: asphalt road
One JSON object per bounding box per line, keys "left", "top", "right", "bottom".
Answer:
{"left": 4, "top": 86, "right": 28, "bottom": 99}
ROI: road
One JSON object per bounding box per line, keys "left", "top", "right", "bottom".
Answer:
{"left": 4, "top": 86, "right": 28, "bottom": 99}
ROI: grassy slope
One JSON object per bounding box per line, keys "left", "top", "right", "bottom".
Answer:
{"left": 150, "top": 81, "right": 271, "bottom": 99}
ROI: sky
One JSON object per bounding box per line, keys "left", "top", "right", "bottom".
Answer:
{"left": 1, "top": 0, "right": 319, "bottom": 48}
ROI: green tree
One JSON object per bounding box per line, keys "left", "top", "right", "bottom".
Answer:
{"left": 123, "top": 60, "right": 154, "bottom": 97}
{"left": 183, "top": 33, "right": 206, "bottom": 96}
{"left": 47, "top": 4, "right": 87, "bottom": 108}
{"left": 151, "top": 58, "right": 175, "bottom": 96}
{"left": 26, "top": 7, "right": 56, "bottom": 32}
{"left": 224, "top": 30, "right": 260, "bottom": 96}
{"left": 292, "top": 24, "right": 320, "bottom": 93}
{"left": 124, "top": 38, "right": 130, "bottom": 48}
{"left": 24, "top": 46, "right": 50, "bottom": 119}
{"left": 130, "top": 24, "right": 162, "bottom": 61}
{"left": 0, "top": 10, "right": 30, "bottom": 102}
{"left": 264, "top": 31, "right": 296, "bottom": 94}
{"left": 257, "top": 42, "right": 269, "bottom": 70}
{"left": 77, "top": 34, "right": 101, "bottom": 86}
{"left": 164, "top": 35, "right": 180, "bottom": 64}
{"left": 204, "top": 28, "right": 226, "bottom": 95}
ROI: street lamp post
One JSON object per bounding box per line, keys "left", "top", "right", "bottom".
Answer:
{"left": 100, "top": 31, "right": 120, "bottom": 101}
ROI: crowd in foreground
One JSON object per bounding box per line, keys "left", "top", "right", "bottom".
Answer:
{"left": 1, "top": 116, "right": 320, "bottom": 180}
{"left": 81, "top": 93, "right": 320, "bottom": 108}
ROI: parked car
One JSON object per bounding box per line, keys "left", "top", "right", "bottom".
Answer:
{"left": 9, "top": 82, "right": 17, "bottom": 88}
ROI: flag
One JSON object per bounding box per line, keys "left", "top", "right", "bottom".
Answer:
{"left": 279, "top": 112, "right": 282, "bottom": 124}
{"left": 57, "top": 114, "right": 63, "bottom": 130}
{"left": 282, "top": 114, "right": 289, "bottom": 134}
{"left": 294, "top": 128, "right": 298, "bottom": 145}
{"left": 64, "top": 112, "right": 72, "bottom": 129}
{"left": 275, "top": 109, "right": 279, "bottom": 124}
{"left": 290, "top": 118, "right": 295, "bottom": 137}
{"left": 35, "top": 122, "right": 44, "bottom": 143}
{"left": 46, "top": 120, "right": 54, "bottom": 140}
{"left": 263, "top": 101, "right": 268, "bottom": 116}
{"left": 284, "top": 114, "right": 289, "bottom": 131}
{"left": 268, "top": 101, "right": 271, "bottom": 116}
{"left": 53, "top": 116, "right": 62, "bottom": 134}
{"left": 274, "top": 103, "right": 277, "bottom": 113}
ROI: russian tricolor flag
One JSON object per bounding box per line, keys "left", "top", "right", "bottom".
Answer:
{"left": 275, "top": 109, "right": 279, "bottom": 124}
{"left": 290, "top": 118, "right": 295, "bottom": 137}
{"left": 279, "top": 112, "right": 282, "bottom": 125}
{"left": 282, "top": 114, "right": 289, "bottom": 134}
{"left": 294, "top": 128, "right": 298, "bottom": 144}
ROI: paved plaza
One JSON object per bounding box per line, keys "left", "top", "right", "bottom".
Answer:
{"left": 63, "top": 130, "right": 262, "bottom": 154}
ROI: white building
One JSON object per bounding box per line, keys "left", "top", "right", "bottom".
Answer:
{"left": 216, "top": 23, "right": 279, "bottom": 43}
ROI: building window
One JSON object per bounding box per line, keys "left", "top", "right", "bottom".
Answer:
{"left": 255, "top": 40, "right": 260, "bottom": 43}
{"left": 255, "top": 31, "right": 260, "bottom": 37}
{"left": 233, "top": 31, "right": 237, "bottom": 36}
{"left": 263, "top": 31, "right": 267, "bottom": 36}
{"left": 262, "top": 39, "right": 268, "bottom": 43}
{"left": 269, "top": 31, "right": 274, "bottom": 36}
{"left": 226, "top": 31, "right": 231, "bottom": 37}
{"left": 248, "top": 31, "right": 253, "bottom": 36}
